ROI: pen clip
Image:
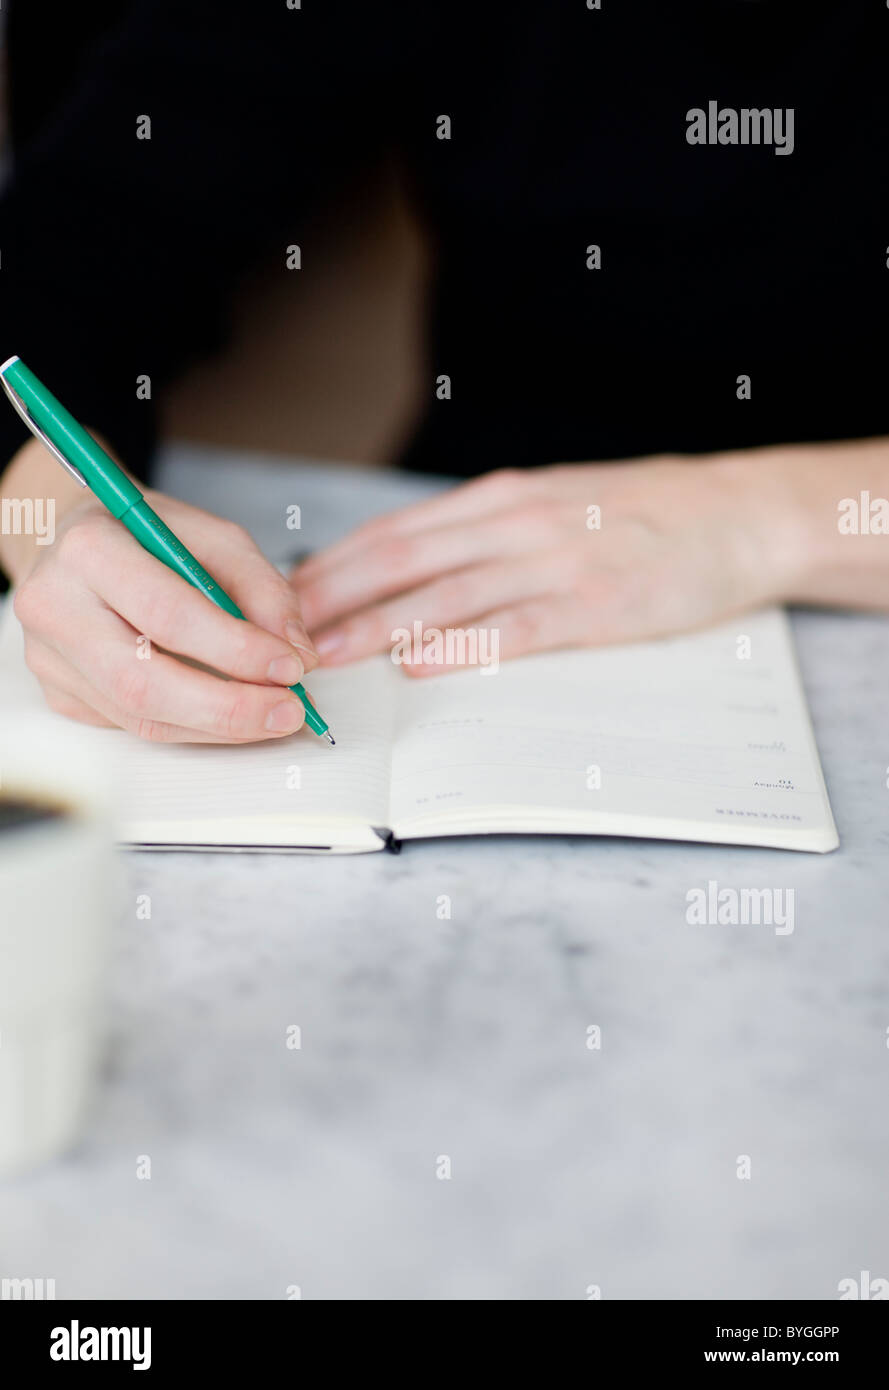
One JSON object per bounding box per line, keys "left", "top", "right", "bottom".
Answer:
{"left": 0, "top": 369, "right": 87, "bottom": 487}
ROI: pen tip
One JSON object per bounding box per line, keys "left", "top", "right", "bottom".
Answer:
{"left": 325, "top": 732, "right": 336, "bottom": 746}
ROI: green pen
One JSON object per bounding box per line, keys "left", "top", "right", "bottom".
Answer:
{"left": 0, "top": 355, "right": 334, "bottom": 743}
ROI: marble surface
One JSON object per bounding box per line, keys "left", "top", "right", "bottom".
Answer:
{"left": 1, "top": 443, "right": 887, "bottom": 1300}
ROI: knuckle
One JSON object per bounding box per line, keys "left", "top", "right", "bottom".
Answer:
{"left": 12, "top": 579, "right": 44, "bottom": 628}
{"left": 109, "top": 662, "right": 152, "bottom": 714}
{"left": 214, "top": 687, "right": 258, "bottom": 739}
{"left": 379, "top": 534, "right": 420, "bottom": 572}
{"left": 569, "top": 577, "right": 595, "bottom": 612}
{"left": 513, "top": 501, "right": 548, "bottom": 531}
{"left": 353, "top": 514, "right": 392, "bottom": 545}
{"left": 559, "top": 548, "right": 592, "bottom": 591}
{"left": 480, "top": 467, "right": 524, "bottom": 500}
{"left": 442, "top": 574, "right": 480, "bottom": 614}
{"left": 268, "top": 574, "right": 305, "bottom": 614}
{"left": 578, "top": 568, "right": 622, "bottom": 608}
{"left": 217, "top": 518, "right": 253, "bottom": 549}
{"left": 267, "top": 567, "right": 296, "bottom": 596}
{"left": 226, "top": 631, "right": 263, "bottom": 680}
{"left": 22, "top": 636, "right": 51, "bottom": 679}
{"left": 42, "top": 687, "right": 70, "bottom": 715}
{"left": 44, "top": 689, "right": 89, "bottom": 724}
{"left": 509, "top": 606, "right": 543, "bottom": 646}
{"left": 139, "top": 588, "right": 182, "bottom": 640}
{"left": 534, "top": 496, "right": 563, "bottom": 522}
{"left": 130, "top": 717, "right": 174, "bottom": 743}
{"left": 57, "top": 518, "right": 102, "bottom": 566}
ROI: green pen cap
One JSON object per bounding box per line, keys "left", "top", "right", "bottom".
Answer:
{"left": 0, "top": 355, "right": 142, "bottom": 517}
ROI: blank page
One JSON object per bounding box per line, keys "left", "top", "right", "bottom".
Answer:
{"left": 388, "top": 609, "right": 838, "bottom": 851}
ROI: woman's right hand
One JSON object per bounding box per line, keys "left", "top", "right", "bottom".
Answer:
{"left": 9, "top": 472, "right": 320, "bottom": 743}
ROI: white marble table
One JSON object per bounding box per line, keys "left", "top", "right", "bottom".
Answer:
{"left": 1, "top": 443, "right": 887, "bottom": 1300}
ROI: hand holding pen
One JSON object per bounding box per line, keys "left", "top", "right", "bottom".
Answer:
{"left": 1, "top": 357, "right": 334, "bottom": 745}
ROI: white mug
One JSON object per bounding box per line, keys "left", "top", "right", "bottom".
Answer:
{"left": 0, "top": 711, "right": 116, "bottom": 1176}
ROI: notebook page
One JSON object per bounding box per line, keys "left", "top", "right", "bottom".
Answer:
{"left": 0, "top": 604, "right": 395, "bottom": 847}
{"left": 112, "top": 656, "right": 397, "bottom": 845}
{"left": 388, "top": 608, "right": 837, "bottom": 851}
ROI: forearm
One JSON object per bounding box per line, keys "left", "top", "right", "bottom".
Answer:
{"left": 716, "top": 436, "right": 889, "bottom": 611}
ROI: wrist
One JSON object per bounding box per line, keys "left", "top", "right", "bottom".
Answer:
{"left": 0, "top": 432, "right": 113, "bottom": 585}
{"left": 704, "top": 445, "right": 817, "bottom": 603}
{"left": 762, "top": 435, "right": 889, "bottom": 606}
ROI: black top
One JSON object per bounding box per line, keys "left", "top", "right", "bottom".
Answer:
{"left": 1, "top": 0, "right": 887, "bottom": 483}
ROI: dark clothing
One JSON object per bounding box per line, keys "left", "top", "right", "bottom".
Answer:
{"left": 1, "top": 0, "right": 887, "bottom": 482}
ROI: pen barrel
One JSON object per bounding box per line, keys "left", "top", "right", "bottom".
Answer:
{"left": 291, "top": 683, "right": 326, "bottom": 737}
{"left": 123, "top": 500, "right": 244, "bottom": 618}
{"left": 2, "top": 357, "right": 142, "bottom": 518}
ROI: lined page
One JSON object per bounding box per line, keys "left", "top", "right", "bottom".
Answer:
{"left": 0, "top": 605, "right": 394, "bottom": 847}
{"left": 111, "top": 657, "right": 396, "bottom": 845}
{"left": 388, "top": 609, "right": 837, "bottom": 851}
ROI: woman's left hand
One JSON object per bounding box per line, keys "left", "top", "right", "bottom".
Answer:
{"left": 290, "top": 452, "right": 805, "bottom": 674}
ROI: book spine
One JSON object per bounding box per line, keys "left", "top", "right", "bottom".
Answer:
{"left": 372, "top": 826, "right": 402, "bottom": 854}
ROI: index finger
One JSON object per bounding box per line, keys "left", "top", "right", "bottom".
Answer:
{"left": 293, "top": 468, "right": 539, "bottom": 586}
{"left": 77, "top": 525, "right": 308, "bottom": 688}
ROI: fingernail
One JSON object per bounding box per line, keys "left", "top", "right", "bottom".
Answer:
{"left": 315, "top": 631, "right": 346, "bottom": 660}
{"left": 265, "top": 698, "right": 305, "bottom": 733}
{"left": 267, "top": 653, "right": 304, "bottom": 686}
{"left": 285, "top": 619, "right": 318, "bottom": 659}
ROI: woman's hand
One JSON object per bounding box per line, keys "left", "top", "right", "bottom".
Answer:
{"left": 293, "top": 452, "right": 807, "bottom": 673}
{"left": 12, "top": 486, "right": 319, "bottom": 741}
